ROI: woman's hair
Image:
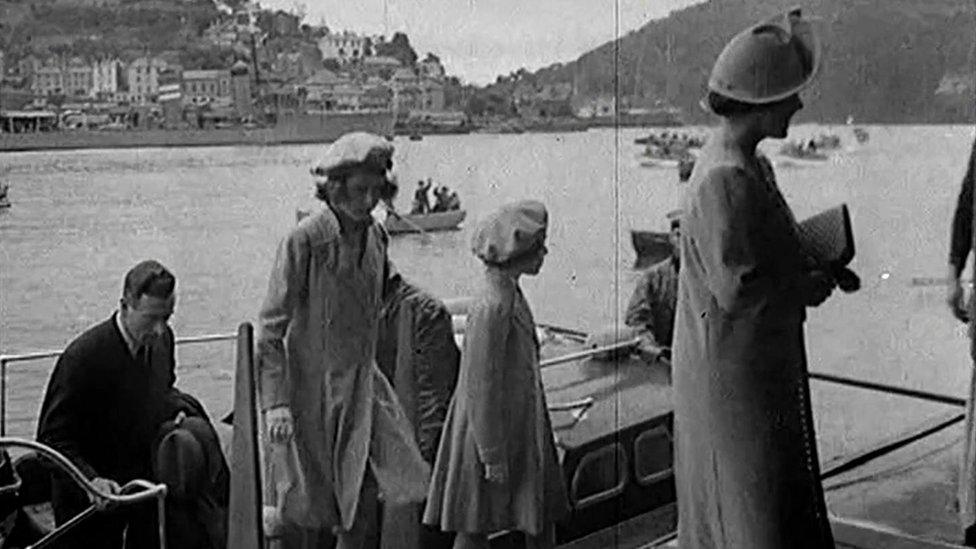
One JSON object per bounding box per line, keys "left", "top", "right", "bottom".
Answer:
{"left": 707, "top": 91, "right": 798, "bottom": 118}
{"left": 706, "top": 91, "right": 763, "bottom": 117}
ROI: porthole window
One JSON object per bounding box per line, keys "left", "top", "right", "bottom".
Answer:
{"left": 570, "top": 443, "right": 627, "bottom": 509}
{"left": 634, "top": 425, "right": 673, "bottom": 486}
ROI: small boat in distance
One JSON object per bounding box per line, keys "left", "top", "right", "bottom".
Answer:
{"left": 385, "top": 209, "right": 467, "bottom": 235}
{"left": 0, "top": 183, "right": 10, "bottom": 209}
{"left": 779, "top": 141, "right": 830, "bottom": 162}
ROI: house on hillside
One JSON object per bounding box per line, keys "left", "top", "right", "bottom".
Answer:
{"left": 302, "top": 68, "right": 344, "bottom": 103}
{"left": 182, "top": 69, "right": 232, "bottom": 106}
{"left": 317, "top": 31, "right": 371, "bottom": 64}
{"left": 362, "top": 56, "right": 401, "bottom": 79}
{"left": 514, "top": 81, "right": 573, "bottom": 118}
{"left": 576, "top": 95, "right": 616, "bottom": 118}
{"left": 361, "top": 84, "right": 393, "bottom": 111}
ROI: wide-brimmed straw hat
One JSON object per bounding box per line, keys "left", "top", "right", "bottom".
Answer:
{"left": 702, "top": 8, "right": 821, "bottom": 110}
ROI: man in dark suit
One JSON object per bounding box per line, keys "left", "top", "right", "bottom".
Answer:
{"left": 36, "top": 260, "right": 228, "bottom": 549}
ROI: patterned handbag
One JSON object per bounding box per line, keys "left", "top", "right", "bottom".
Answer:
{"left": 797, "top": 204, "right": 860, "bottom": 292}
{"left": 797, "top": 204, "right": 854, "bottom": 267}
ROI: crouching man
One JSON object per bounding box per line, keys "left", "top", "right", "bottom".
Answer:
{"left": 36, "top": 260, "right": 229, "bottom": 549}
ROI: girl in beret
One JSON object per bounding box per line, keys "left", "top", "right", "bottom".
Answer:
{"left": 424, "top": 200, "right": 569, "bottom": 549}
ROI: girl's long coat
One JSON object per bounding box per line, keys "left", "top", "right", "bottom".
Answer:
{"left": 672, "top": 151, "right": 834, "bottom": 548}
{"left": 423, "top": 269, "right": 569, "bottom": 536}
{"left": 257, "top": 207, "right": 430, "bottom": 531}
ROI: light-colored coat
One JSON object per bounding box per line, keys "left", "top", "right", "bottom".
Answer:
{"left": 257, "top": 207, "right": 430, "bottom": 531}
{"left": 423, "top": 268, "right": 569, "bottom": 536}
{"left": 672, "top": 147, "right": 834, "bottom": 548}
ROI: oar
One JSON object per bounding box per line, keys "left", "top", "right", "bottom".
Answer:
{"left": 386, "top": 208, "right": 432, "bottom": 243}
{"left": 540, "top": 337, "right": 644, "bottom": 369}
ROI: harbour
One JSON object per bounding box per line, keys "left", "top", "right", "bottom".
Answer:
{"left": 2, "top": 124, "right": 976, "bottom": 545}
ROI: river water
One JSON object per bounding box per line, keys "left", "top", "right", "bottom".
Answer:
{"left": 1, "top": 124, "right": 974, "bottom": 512}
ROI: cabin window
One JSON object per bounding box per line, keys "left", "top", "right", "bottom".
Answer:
{"left": 634, "top": 425, "right": 673, "bottom": 486}
{"left": 570, "top": 443, "right": 627, "bottom": 509}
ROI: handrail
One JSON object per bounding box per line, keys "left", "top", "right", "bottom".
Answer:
{"left": 0, "top": 438, "right": 167, "bottom": 549}
{"left": 0, "top": 331, "right": 237, "bottom": 366}
{"left": 0, "top": 331, "right": 237, "bottom": 437}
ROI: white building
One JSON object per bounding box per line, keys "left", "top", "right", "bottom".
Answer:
{"left": 182, "top": 69, "right": 232, "bottom": 106}
{"left": 124, "top": 57, "right": 168, "bottom": 104}
{"left": 91, "top": 59, "right": 119, "bottom": 97}
{"left": 317, "top": 31, "right": 370, "bottom": 63}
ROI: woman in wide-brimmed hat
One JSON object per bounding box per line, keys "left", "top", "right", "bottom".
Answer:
{"left": 672, "top": 9, "right": 837, "bottom": 548}
{"left": 424, "top": 200, "right": 569, "bottom": 549}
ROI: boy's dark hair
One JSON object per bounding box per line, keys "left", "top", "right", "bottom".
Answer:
{"left": 123, "top": 260, "right": 175, "bottom": 302}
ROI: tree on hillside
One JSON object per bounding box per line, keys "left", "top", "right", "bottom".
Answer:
{"left": 374, "top": 32, "right": 417, "bottom": 67}
{"left": 510, "top": 0, "right": 975, "bottom": 123}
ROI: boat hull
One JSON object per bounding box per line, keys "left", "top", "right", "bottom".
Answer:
{"left": 385, "top": 210, "right": 467, "bottom": 235}
{"left": 0, "top": 111, "right": 395, "bottom": 152}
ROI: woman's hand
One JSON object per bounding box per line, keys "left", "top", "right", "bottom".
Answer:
{"left": 265, "top": 406, "right": 294, "bottom": 444}
{"left": 801, "top": 270, "right": 835, "bottom": 307}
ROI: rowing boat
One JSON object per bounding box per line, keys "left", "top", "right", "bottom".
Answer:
{"left": 385, "top": 209, "right": 467, "bottom": 235}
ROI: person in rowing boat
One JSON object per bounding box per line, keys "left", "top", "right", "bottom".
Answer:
{"left": 412, "top": 179, "right": 432, "bottom": 214}
{"left": 625, "top": 209, "right": 681, "bottom": 361}
{"left": 446, "top": 191, "right": 461, "bottom": 211}
{"left": 947, "top": 136, "right": 976, "bottom": 546}
{"left": 258, "top": 132, "right": 429, "bottom": 549}
{"left": 424, "top": 200, "right": 569, "bottom": 549}
{"left": 432, "top": 186, "right": 453, "bottom": 213}
{"left": 376, "top": 263, "right": 461, "bottom": 549}
{"left": 673, "top": 9, "right": 836, "bottom": 548}
{"left": 36, "top": 260, "right": 230, "bottom": 549}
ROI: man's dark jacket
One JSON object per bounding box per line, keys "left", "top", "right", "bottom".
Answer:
{"left": 35, "top": 315, "right": 227, "bottom": 548}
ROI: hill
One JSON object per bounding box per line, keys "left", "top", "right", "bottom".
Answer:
{"left": 527, "top": 0, "right": 976, "bottom": 124}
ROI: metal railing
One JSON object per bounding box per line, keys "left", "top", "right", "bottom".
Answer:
{"left": 0, "top": 438, "right": 168, "bottom": 549}
{"left": 0, "top": 332, "right": 238, "bottom": 437}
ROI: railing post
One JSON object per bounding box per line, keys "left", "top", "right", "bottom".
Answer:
{"left": 1, "top": 358, "right": 7, "bottom": 438}
{"left": 228, "top": 322, "right": 264, "bottom": 549}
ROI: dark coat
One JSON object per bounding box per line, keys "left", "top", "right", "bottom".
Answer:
{"left": 36, "top": 314, "right": 228, "bottom": 549}
{"left": 376, "top": 274, "right": 460, "bottom": 464}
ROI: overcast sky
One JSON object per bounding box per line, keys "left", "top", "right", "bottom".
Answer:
{"left": 259, "top": 0, "right": 706, "bottom": 85}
